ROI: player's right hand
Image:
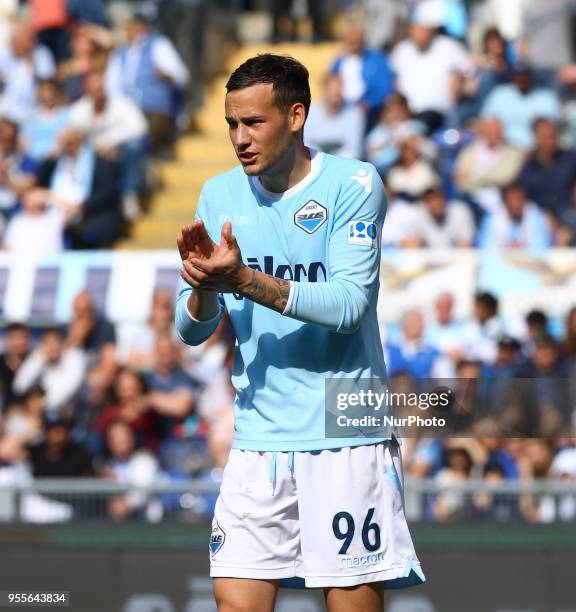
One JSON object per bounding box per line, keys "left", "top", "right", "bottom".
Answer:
{"left": 177, "top": 221, "right": 216, "bottom": 262}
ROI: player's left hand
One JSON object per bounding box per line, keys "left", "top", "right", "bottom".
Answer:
{"left": 181, "top": 222, "right": 250, "bottom": 293}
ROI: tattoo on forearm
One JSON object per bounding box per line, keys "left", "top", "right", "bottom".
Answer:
{"left": 241, "top": 269, "right": 291, "bottom": 312}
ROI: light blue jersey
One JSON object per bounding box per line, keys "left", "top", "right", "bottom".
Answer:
{"left": 175, "top": 150, "right": 391, "bottom": 451}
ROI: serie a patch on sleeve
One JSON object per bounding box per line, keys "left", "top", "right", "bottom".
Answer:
{"left": 348, "top": 220, "right": 378, "bottom": 248}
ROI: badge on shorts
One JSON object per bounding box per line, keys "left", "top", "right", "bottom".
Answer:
{"left": 210, "top": 520, "right": 226, "bottom": 556}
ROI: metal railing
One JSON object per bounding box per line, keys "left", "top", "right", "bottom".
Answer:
{"left": 1, "top": 478, "right": 575, "bottom": 524}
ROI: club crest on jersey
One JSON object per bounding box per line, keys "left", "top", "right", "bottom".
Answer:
{"left": 348, "top": 220, "right": 378, "bottom": 248}
{"left": 294, "top": 200, "right": 327, "bottom": 234}
{"left": 210, "top": 520, "right": 226, "bottom": 556}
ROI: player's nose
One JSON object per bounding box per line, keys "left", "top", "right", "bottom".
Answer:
{"left": 235, "top": 124, "right": 251, "bottom": 148}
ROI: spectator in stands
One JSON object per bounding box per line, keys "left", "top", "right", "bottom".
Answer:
{"left": 2, "top": 188, "right": 65, "bottom": 256}
{"left": 58, "top": 24, "right": 110, "bottom": 103}
{"left": 380, "top": 197, "right": 419, "bottom": 247}
{"left": 390, "top": 9, "right": 472, "bottom": 133}
{"left": 0, "top": 119, "right": 37, "bottom": 217}
{"left": 477, "top": 182, "right": 553, "bottom": 250}
{"left": 0, "top": 387, "right": 45, "bottom": 464}
{"left": 21, "top": 79, "right": 70, "bottom": 163}
{"left": 406, "top": 186, "right": 475, "bottom": 248}
{"left": 366, "top": 93, "right": 431, "bottom": 175}
{"left": 27, "top": 414, "right": 94, "bottom": 477}
{"left": 0, "top": 20, "right": 56, "bottom": 122}
{"left": 518, "top": 118, "right": 576, "bottom": 218}
{"left": 29, "top": 0, "right": 70, "bottom": 64}
{"left": 549, "top": 446, "right": 576, "bottom": 521}
{"left": 451, "top": 360, "right": 489, "bottom": 432}
{"left": 116, "top": 289, "right": 175, "bottom": 370}
{"left": 517, "top": 0, "right": 575, "bottom": 81}
{"left": 471, "top": 462, "right": 522, "bottom": 522}
{"left": 70, "top": 69, "right": 149, "bottom": 221}
{"left": 426, "top": 292, "right": 464, "bottom": 359}
{"left": 455, "top": 116, "right": 525, "bottom": 214}
{"left": 304, "top": 74, "right": 364, "bottom": 159}
{"left": 0, "top": 323, "right": 30, "bottom": 409}
{"left": 385, "top": 309, "right": 440, "bottom": 378}
{"left": 453, "top": 28, "right": 513, "bottom": 126}
{"left": 486, "top": 335, "right": 523, "bottom": 379}
{"left": 518, "top": 438, "right": 557, "bottom": 522}
{"left": 460, "top": 292, "right": 503, "bottom": 363}
{"left": 522, "top": 334, "right": 570, "bottom": 380}
{"left": 330, "top": 23, "right": 395, "bottom": 133}
{"left": 404, "top": 436, "right": 445, "bottom": 479}
{"left": 515, "top": 335, "right": 572, "bottom": 436}
{"left": 145, "top": 336, "right": 201, "bottom": 473}
{"left": 433, "top": 439, "right": 477, "bottom": 521}
{"left": 386, "top": 135, "right": 439, "bottom": 201}
{"left": 361, "top": 0, "right": 402, "bottom": 50}
{"left": 479, "top": 437, "right": 520, "bottom": 479}
{"left": 93, "top": 368, "right": 159, "bottom": 453}
{"left": 73, "top": 365, "right": 112, "bottom": 448}
{"left": 13, "top": 327, "right": 86, "bottom": 414}
{"left": 34, "top": 127, "right": 124, "bottom": 249}
{"left": 106, "top": 11, "right": 189, "bottom": 157}
{"left": 66, "top": 290, "right": 116, "bottom": 375}
{"left": 481, "top": 65, "right": 560, "bottom": 149}
{"left": 100, "top": 420, "right": 160, "bottom": 522}
{"left": 525, "top": 309, "right": 550, "bottom": 354}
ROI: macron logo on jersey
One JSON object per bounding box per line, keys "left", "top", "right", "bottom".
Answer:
{"left": 294, "top": 200, "right": 327, "bottom": 234}
{"left": 350, "top": 168, "right": 373, "bottom": 194}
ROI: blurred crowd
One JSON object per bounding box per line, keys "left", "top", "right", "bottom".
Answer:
{"left": 0, "top": 0, "right": 190, "bottom": 254}
{"left": 0, "top": 288, "right": 235, "bottom": 522}
{"left": 384, "top": 290, "right": 576, "bottom": 522}
{"left": 305, "top": 0, "right": 576, "bottom": 250}
{"left": 0, "top": 286, "right": 574, "bottom": 524}
{"left": 403, "top": 437, "right": 576, "bottom": 523}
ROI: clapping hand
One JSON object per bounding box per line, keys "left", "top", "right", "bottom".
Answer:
{"left": 177, "top": 221, "right": 250, "bottom": 293}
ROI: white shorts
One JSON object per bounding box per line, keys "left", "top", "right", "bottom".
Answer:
{"left": 209, "top": 438, "right": 426, "bottom": 588}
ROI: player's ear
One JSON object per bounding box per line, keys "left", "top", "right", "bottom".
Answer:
{"left": 289, "top": 102, "right": 306, "bottom": 133}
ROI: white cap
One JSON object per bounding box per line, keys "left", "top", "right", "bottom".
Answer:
{"left": 412, "top": 0, "right": 445, "bottom": 28}
{"left": 551, "top": 448, "right": 576, "bottom": 478}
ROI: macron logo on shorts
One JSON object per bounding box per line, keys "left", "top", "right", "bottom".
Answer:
{"left": 210, "top": 520, "right": 226, "bottom": 556}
